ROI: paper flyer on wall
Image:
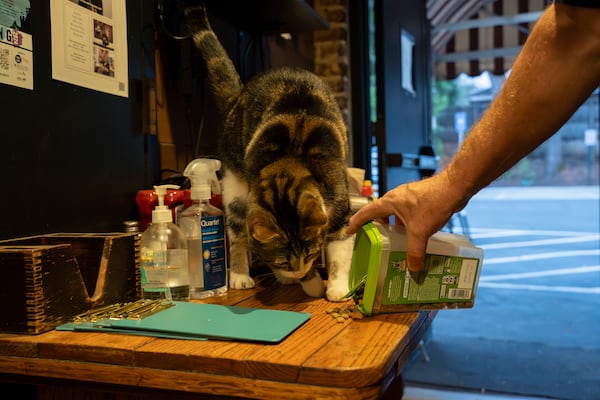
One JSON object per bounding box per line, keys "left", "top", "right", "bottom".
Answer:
{"left": 0, "top": 0, "right": 33, "bottom": 90}
{"left": 50, "top": 0, "right": 128, "bottom": 97}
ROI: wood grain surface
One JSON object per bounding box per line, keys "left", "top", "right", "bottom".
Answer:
{"left": 0, "top": 280, "right": 434, "bottom": 399}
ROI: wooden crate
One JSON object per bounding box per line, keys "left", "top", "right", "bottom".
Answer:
{"left": 0, "top": 233, "right": 140, "bottom": 334}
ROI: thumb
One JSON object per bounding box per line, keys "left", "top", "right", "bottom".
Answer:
{"left": 405, "top": 231, "right": 428, "bottom": 272}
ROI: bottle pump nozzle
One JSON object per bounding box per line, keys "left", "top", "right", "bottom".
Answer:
{"left": 152, "top": 184, "right": 180, "bottom": 223}
{"left": 183, "top": 158, "right": 222, "bottom": 201}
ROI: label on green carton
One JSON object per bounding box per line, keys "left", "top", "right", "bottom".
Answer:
{"left": 381, "top": 251, "right": 480, "bottom": 304}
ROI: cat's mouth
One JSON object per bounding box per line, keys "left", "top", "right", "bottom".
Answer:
{"left": 276, "top": 270, "right": 307, "bottom": 280}
{"left": 275, "top": 267, "right": 313, "bottom": 281}
{"left": 271, "top": 255, "right": 315, "bottom": 280}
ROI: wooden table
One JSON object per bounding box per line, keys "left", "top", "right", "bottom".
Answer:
{"left": 0, "top": 280, "right": 435, "bottom": 400}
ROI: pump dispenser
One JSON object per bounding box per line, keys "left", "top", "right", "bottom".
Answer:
{"left": 140, "top": 184, "right": 190, "bottom": 301}
{"left": 178, "top": 159, "right": 228, "bottom": 299}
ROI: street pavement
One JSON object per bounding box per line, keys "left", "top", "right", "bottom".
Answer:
{"left": 403, "top": 185, "right": 600, "bottom": 400}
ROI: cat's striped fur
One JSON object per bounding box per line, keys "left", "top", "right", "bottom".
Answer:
{"left": 184, "top": 4, "right": 354, "bottom": 300}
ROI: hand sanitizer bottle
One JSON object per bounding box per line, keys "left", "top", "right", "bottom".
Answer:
{"left": 140, "top": 184, "right": 190, "bottom": 301}
{"left": 178, "top": 159, "right": 228, "bottom": 299}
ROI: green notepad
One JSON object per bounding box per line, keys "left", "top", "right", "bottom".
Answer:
{"left": 57, "top": 302, "right": 311, "bottom": 343}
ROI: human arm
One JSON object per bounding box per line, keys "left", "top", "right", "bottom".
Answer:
{"left": 347, "top": 2, "right": 600, "bottom": 271}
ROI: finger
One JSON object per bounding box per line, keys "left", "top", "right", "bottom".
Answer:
{"left": 405, "top": 231, "right": 428, "bottom": 272}
{"left": 346, "top": 203, "right": 374, "bottom": 233}
{"left": 346, "top": 199, "right": 389, "bottom": 233}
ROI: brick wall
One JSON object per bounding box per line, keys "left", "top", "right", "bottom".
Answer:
{"left": 313, "top": 0, "right": 353, "bottom": 163}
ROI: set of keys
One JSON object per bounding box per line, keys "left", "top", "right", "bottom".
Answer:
{"left": 72, "top": 299, "right": 175, "bottom": 322}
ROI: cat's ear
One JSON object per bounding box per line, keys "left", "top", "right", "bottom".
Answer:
{"left": 248, "top": 211, "right": 281, "bottom": 243}
{"left": 298, "top": 192, "right": 328, "bottom": 240}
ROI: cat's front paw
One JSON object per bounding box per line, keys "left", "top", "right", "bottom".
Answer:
{"left": 324, "top": 234, "right": 355, "bottom": 302}
{"left": 326, "top": 280, "right": 349, "bottom": 302}
{"left": 229, "top": 271, "right": 255, "bottom": 289}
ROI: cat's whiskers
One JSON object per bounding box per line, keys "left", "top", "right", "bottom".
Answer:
{"left": 252, "top": 272, "right": 281, "bottom": 289}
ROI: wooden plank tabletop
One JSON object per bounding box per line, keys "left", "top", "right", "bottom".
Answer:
{"left": 0, "top": 280, "right": 435, "bottom": 400}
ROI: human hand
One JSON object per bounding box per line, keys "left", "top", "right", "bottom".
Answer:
{"left": 346, "top": 172, "right": 465, "bottom": 271}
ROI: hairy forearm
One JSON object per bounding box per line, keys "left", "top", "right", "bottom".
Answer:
{"left": 443, "top": 3, "right": 600, "bottom": 208}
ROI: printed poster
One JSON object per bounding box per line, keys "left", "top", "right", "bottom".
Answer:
{"left": 50, "top": 0, "right": 128, "bottom": 97}
{"left": 0, "top": 0, "right": 33, "bottom": 90}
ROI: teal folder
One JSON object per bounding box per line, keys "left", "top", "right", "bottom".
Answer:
{"left": 57, "top": 302, "right": 311, "bottom": 343}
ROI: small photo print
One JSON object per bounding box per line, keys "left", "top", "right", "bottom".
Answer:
{"left": 94, "top": 45, "right": 115, "bottom": 77}
{"left": 93, "top": 19, "right": 114, "bottom": 49}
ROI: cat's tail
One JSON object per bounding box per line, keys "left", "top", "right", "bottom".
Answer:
{"left": 182, "top": 1, "right": 243, "bottom": 113}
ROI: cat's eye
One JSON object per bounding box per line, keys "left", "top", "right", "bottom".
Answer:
{"left": 273, "top": 256, "right": 289, "bottom": 265}
{"left": 305, "top": 127, "right": 343, "bottom": 159}
{"left": 304, "top": 252, "right": 319, "bottom": 263}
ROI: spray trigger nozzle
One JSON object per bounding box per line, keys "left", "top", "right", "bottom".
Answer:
{"left": 183, "top": 158, "right": 222, "bottom": 201}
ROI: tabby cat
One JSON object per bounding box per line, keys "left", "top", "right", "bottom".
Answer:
{"left": 183, "top": 3, "right": 355, "bottom": 301}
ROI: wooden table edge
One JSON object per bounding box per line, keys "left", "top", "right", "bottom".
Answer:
{"left": 0, "top": 356, "right": 384, "bottom": 400}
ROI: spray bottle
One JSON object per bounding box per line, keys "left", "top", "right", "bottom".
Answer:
{"left": 178, "top": 159, "right": 228, "bottom": 299}
{"left": 140, "top": 184, "right": 189, "bottom": 301}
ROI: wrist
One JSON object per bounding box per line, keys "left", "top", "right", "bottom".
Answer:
{"left": 437, "top": 168, "right": 474, "bottom": 214}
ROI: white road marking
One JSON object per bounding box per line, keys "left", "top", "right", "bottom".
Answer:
{"left": 472, "top": 186, "right": 600, "bottom": 200}
{"left": 478, "top": 282, "right": 600, "bottom": 294}
{"left": 478, "top": 234, "right": 600, "bottom": 250}
{"left": 480, "top": 265, "right": 600, "bottom": 281}
{"left": 483, "top": 249, "right": 600, "bottom": 265}
{"left": 470, "top": 227, "right": 599, "bottom": 294}
{"left": 471, "top": 228, "right": 598, "bottom": 238}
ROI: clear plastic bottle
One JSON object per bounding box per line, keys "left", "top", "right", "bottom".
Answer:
{"left": 140, "top": 184, "right": 190, "bottom": 301}
{"left": 178, "top": 159, "right": 228, "bottom": 299}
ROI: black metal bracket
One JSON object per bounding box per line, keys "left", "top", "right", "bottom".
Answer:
{"left": 386, "top": 145, "right": 439, "bottom": 178}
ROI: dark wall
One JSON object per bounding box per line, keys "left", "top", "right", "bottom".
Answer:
{"left": 376, "top": 0, "right": 432, "bottom": 191}
{"left": 0, "top": 1, "right": 157, "bottom": 240}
